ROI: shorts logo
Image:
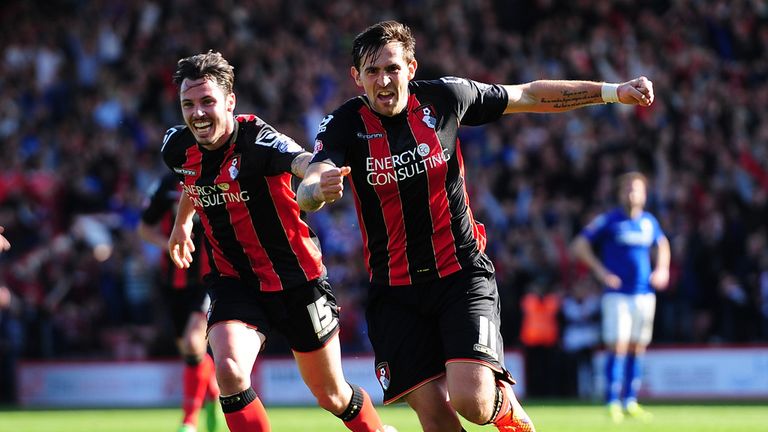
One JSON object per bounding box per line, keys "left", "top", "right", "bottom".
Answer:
{"left": 376, "top": 362, "right": 391, "bottom": 391}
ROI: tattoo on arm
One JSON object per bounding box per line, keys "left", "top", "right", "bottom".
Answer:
{"left": 296, "top": 181, "right": 325, "bottom": 212}
{"left": 540, "top": 89, "right": 602, "bottom": 109}
{"left": 291, "top": 153, "right": 313, "bottom": 178}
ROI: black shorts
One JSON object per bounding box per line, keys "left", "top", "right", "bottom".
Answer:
{"left": 206, "top": 276, "right": 340, "bottom": 353}
{"left": 366, "top": 254, "right": 510, "bottom": 404}
{"left": 163, "top": 285, "right": 210, "bottom": 339}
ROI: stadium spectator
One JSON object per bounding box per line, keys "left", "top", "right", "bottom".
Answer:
{"left": 560, "top": 276, "right": 601, "bottom": 399}
{"left": 138, "top": 172, "right": 222, "bottom": 432}
{"left": 570, "top": 172, "right": 670, "bottom": 422}
{"left": 296, "top": 20, "right": 652, "bottom": 432}
{"left": 162, "top": 51, "right": 390, "bottom": 432}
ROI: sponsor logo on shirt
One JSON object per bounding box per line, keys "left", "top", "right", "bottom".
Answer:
{"left": 173, "top": 167, "right": 197, "bottom": 176}
{"left": 356, "top": 132, "right": 384, "bottom": 140}
{"left": 365, "top": 144, "right": 451, "bottom": 186}
{"left": 182, "top": 183, "right": 250, "bottom": 208}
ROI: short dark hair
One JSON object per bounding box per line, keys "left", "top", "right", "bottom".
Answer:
{"left": 173, "top": 50, "right": 234, "bottom": 94}
{"left": 352, "top": 20, "right": 415, "bottom": 71}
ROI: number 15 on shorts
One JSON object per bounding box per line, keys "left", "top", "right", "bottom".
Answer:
{"left": 307, "top": 295, "right": 338, "bottom": 339}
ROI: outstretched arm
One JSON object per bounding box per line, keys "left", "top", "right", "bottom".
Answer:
{"left": 296, "top": 162, "right": 351, "bottom": 212}
{"left": 503, "top": 76, "right": 654, "bottom": 114}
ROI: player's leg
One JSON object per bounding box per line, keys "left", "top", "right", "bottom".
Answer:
{"left": 179, "top": 310, "right": 214, "bottom": 432}
{"left": 208, "top": 322, "right": 269, "bottom": 431}
{"left": 293, "top": 333, "right": 386, "bottom": 431}
{"left": 623, "top": 293, "right": 656, "bottom": 420}
{"left": 437, "top": 266, "right": 533, "bottom": 431}
{"left": 365, "top": 282, "right": 460, "bottom": 432}
{"left": 445, "top": 362, "right": 533, "bottom": 431}
{"left": 403, "top": 378, "right": 464, "bottom": 432}
{"left": 206, "top": 278, "right": 272, "bottom": 431}
{"left": 284, "top": 280, "right": 387, "bottom": 432}
{"left": 602, "top": 293, "right": 631, "bottom": 422}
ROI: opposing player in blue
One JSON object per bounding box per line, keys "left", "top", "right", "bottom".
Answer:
{"left": 570, "top": 172, "right": 670, "bottom": 422}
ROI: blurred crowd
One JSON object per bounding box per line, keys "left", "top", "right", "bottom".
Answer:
{"left": 1, "top": 0, "right": 768, "bottom": 401}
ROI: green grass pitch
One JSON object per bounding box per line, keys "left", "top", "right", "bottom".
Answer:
{"left": 1, "top": 402, "right": 765, "bottom": 432}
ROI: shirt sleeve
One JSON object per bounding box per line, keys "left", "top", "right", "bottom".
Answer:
{"left": 160, "top": 125, "right": 188, "bottom": 182}
{"left": 436, "top": 77, "right": 508, "bottom": 126}
{"left": 581, "top": 212, "right": 609, "bottom": 244}
{"left": 248, "top": 120, "right": 307, "bottom": 176}
{"left": 140, "top": 174, "right": 175, "bottom": 225}
{"left": 310, "top": 108, "right": 351, "bottom": 168}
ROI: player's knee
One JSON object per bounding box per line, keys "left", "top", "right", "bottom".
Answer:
{"left": 179, "top": 336, "right": 205, "bottom": 357}
{"left": 214, "top": 357, "right": 249, "bottom": 392}
{"left": 309, "top": 384, "right": 348, "bottom": 413}
{"left": 449, "top": 393, "right": 491, "bottom": 425}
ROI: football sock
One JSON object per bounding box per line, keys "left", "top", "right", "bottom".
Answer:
{"left": 489, "top": 382, "right": 511, "bottom": 424}
{"left": 337, "top": 384, "right": 385, "bottom": 432}
{"left": 605, "top": 353, "right": 626, "bottom": 403}
{"left": 622, "top": 353, "right": 643, "bottom": 404}
{"left": 221, "top": 387, "right": 270, "bottom": 431}
{"left": 181, "top": 354, "right": 214, "bottom": 427}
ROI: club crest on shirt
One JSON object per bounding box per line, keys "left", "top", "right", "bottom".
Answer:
{"left": 376, "top": 362, "right": 391, "bottom": 391}
{"left": 227, "top": 156, "right": 241, "bottom": 180}
{"left": 421, "top": 106, "right": 436, "bottom": 129}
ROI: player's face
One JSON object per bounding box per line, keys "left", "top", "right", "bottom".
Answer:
{"left": 620, "top": 178, "right": 646, "bottom": 210}
{"left": 351, "top": 42, "right": 417, "bottom": 117}
{"left": 179, "top": 77, "right": 236, "bottom": 150}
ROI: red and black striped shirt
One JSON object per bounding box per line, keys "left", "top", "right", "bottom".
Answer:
{"left": 162, "top": 115, "right": 324, "bottom": 292}
{"left": 311, "top": 77, "right": 508, "bottom": 286}
{"left": 140, "top": 172, "right": 209, "bottom": 290}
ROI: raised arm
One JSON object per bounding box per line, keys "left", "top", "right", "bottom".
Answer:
{"left": 503, "top": 76, "right": 654, "bottom": 114}
{"left": 296, "top": 162, "right": 351, "bottom": 212}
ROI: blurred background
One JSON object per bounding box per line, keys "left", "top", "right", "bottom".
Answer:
{"left": 0, "top": 0, "right": 767, "bottom": 406}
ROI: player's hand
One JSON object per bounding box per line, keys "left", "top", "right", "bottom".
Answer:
{"left": 318, "top": 166, "right": 351, "bottom": 204}
{"left": 618, "top": 76, "right": 654, "bottom": 107}
{"left": 598, "top": 270, "right": 622, "bottom": 290}
{"left": 0, "top": 226, "right": 9, "bottom": 252}
{"left": 168, "top": 221, "right": 195, "bottom": 269}
{"left": 650, "top": 267, "right": 670, "bottom": 290}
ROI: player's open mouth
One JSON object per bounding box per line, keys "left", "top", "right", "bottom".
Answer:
{"left": 377, "top": 91, "right": 395, "bottom": 103}
{"left": 193, "top": 121, "right": 212, "bottom": 133}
